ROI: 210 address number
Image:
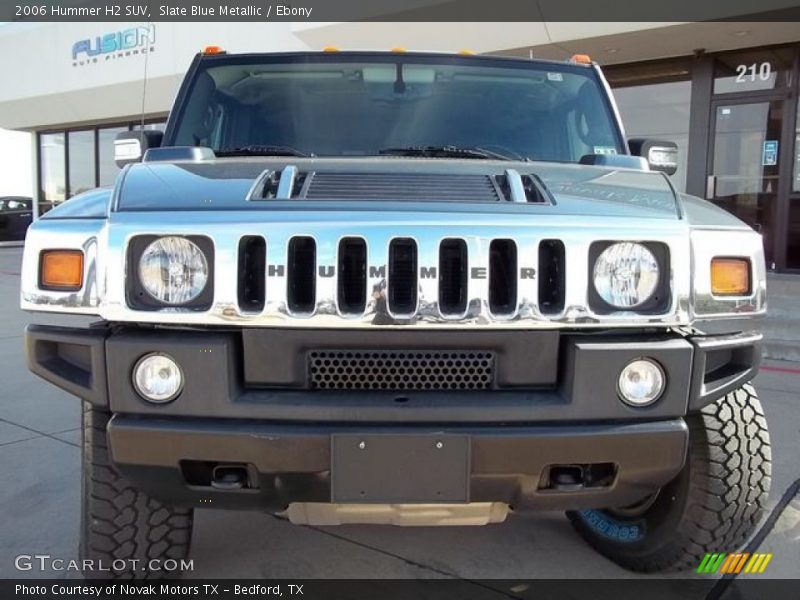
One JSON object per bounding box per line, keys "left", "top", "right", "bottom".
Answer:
{"left": 735, "top": 62, "right": 773, "bottom": 83}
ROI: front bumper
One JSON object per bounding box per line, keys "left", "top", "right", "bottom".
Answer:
{"left": 108, "top": 416, "right": 688, "bottom": 511}
{"left": 25, "top": 324, "right": 761, "bottom": 511}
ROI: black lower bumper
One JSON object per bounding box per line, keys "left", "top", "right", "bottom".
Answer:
{"left": 24, "top": 324, "right": 761, "bottom": 510}
{"left": 108, "top": 416, "right": 688, "bottom": 511}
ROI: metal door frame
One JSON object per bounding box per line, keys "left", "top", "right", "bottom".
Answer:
{"left": 703, "top": 90, "right": 794, "bottom": 269}
{"left": 703, "top": 49, "right": 800, "bottom": 270}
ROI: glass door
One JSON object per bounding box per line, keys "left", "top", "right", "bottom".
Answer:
{"left": 707, "top": 100, "right": 784, "bottom": 266}
{"left": 789, "top": 103, "right": 800, "bottom": 268}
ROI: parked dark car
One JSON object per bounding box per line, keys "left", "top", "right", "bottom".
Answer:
{"left": 0, "top": 196, "right": 32, "bottom": 242}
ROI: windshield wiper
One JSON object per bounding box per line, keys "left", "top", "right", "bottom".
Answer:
{"left": 378, "top": 145, "right": 521, "bottom": 161}
{"left": 215, "top": 144, "right": 311, "bottom": 158}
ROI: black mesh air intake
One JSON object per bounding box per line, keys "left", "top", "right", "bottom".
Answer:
{"left": 309, "top": 350, "right": 495, "bottom": 390}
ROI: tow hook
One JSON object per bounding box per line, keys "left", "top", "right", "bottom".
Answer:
{"left": 211, "top": 464, "right": 249, "bottom": 490}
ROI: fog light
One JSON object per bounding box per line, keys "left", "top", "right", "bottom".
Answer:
{"left": 133, "top": 353, "right": 183, "bottom": 403}
{"left": 618, "top": 358, "right": 665, "bottom": 406}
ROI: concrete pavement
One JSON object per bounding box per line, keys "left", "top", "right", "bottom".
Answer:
{"left": 0, "top": 246, "right": 797, "bottom": 582}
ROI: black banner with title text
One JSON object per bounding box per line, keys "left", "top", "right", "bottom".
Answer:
{"left": 4, "top": 578, "right": 800, "bottom": 600}
{"left": 5, "top": 0, "right": 800, "bottom": 23}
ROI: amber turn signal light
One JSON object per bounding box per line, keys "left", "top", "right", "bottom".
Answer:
{"left": 570, "top": 54, "right": 593, "bottom": 64}
{"left": 711, "top": 258, "right": 750, "bottom": 296}
{"left": 40, "top": 250, "right": 83, "bottom": 291}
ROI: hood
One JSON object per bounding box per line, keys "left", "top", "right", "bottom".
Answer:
{"left": 42, "top": 187, "right": 112, "bottom": 219}
{"left": 115, "top": 157, "right": 681, "bottom": 220}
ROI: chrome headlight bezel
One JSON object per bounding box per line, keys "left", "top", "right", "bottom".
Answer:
{"left": 127, "top": 235, "right": 214, "bottom": 311}
{"left": 589, "top": 241, "right": 670, "bottom": 314}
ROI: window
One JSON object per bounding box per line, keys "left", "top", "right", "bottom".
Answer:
{"left": 713, "top": 48, "right": 794, "bottom": 94}
{"left": 68, "top": 130, "right": 96, "bottom": 196}
{"left": 35, "top": 116, "right": 168, "bottom": 215}
{"left": 98, "top": 126, "right": 129, "bottom": 186}
{"left": 606, "top": 59, "right": 692, "bottom": 192}
{"left": 794, "top": 100, "right": 800, "bottom": 194}
{"left": 791, "top": 101, "right": 800, "bottom": 268}
{"left": 171, "top": 58, "right": 624, "bottom": 162}
{"left": 39, "top": 133, "right": 66, "bottom": 213}
{"left": 788, "top": 200, "right": 800, "bottom": 268}
{"left": 132, "top": 120, "right": 167, "bottom": 131}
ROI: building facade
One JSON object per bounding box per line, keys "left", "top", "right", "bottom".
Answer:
{"left": 0, "top": 21, "right": 798, "bottom": 269}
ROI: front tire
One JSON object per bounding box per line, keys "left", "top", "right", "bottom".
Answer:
{"left": 80, "top": 402, "right": 194, "bottom": 579}
{"left": 567, "top": 384, "right": 771, "bottom": 572}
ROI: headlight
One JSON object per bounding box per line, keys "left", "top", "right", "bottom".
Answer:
{"left": 593, "top": 242, "right": 659, "bottom": 308}
{"left": 138, "top": 236, "right": 209, "bottom": 305}
{"left": 133, "top": 353, "right": 183, "bottom": 403}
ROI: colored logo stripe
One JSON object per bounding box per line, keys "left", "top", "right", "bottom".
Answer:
{"left": 697, "top": 553, "right": 773, "bottom": 574}
{"left": 744, "top": 553, "right": 773, "bottom": 574}
{"left": 697, "top": 553, "right": 726, "bottom": 574}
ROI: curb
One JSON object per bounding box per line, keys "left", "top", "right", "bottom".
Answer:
{"left": 763, "top": 341, "right": 800, "bottom": 364}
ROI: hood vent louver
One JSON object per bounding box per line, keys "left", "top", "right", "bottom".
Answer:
{"left": 496, "top": 170, "right": 554, "bottom": 204}
{"left": 248, "top": 167, "right": 307, "bottom": 200}
{"left": 304, "top": 172, "right": 502, "bottom": 202}
{"left": 248, "top": 168, "right": 554, "bottom": 203}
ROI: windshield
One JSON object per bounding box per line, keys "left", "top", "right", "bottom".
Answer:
{"left": 170, "top": 55, "right": 624, "bottom": 162}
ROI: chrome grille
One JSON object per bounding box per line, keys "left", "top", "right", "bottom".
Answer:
{"left": 236, "top": 234, "right": 568, "bottom": 322}
{"left": 308, "top": 350, "right": 495, "bottom": 390}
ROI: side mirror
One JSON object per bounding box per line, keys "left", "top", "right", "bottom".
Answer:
{"left": 628, "top": 138, "right": 678, "bottom": 176}
{"left": 114, "top": 130, "right": 163, "bottom": 167}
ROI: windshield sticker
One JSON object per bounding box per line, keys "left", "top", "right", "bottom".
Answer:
{"left": 593, "top": 146, "right": 618, "bottom": 155}
{"left": 546, "top": 72, "right": 563, "bottom": 82}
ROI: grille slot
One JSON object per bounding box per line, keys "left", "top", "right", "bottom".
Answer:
{"left": 388, "top": 238, "right": 418, "bottom": 315}
{"left": 303, "top": 172, "right": 501, "bottom": 202}
{"left": 337, "top": 237, "right": 367, "bottom": 314}
{"left": 489, "top": 239, "right": 517, "bottom": 315}
{"left": 538, "top": 239, "right": 565, "bottom": 314}
{"left": 237, "top": 236, "right": 266, "bottom": 312}
{"left": 439, "top": 239, "right": 468, "bottom": 315}
{"left": 287, "top": 236, "right": 316, "bottom": 313}
{"left": 309, "top": 350, "right": 495, "bottom": 390}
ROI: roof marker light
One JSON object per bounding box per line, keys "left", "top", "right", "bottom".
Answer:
{"left": 322, "top": 46, "right": 340, "bottom": 52}
{"left": 391, "top": 47, "right": 407, "bottom": 53}
{"left": 203, "top": 46, "right": 225, "bottom": 55}
{"left": 458, "top": 49, "right": 475, "bottom": 55}
{"left": 570, "top": 54, "right": 593, "bottom": 64}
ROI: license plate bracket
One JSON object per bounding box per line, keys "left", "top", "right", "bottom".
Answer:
{"left": 331, "top": 434, "right": 470, "bottom": 503}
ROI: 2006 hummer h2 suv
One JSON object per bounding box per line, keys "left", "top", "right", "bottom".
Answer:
{"left": 22, "top": 50, "right": 770, "bottom": 577}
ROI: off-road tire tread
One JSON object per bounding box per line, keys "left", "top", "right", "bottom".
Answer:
{"left": 81, "top": 402, "right": 193, "bottom": 579}
{"left": 568, "top": 384, "right": 771, "bottom": 572}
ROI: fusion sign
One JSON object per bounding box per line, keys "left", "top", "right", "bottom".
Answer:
{"left": 72, "top": 25, "right": 156, "bottom": 66}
